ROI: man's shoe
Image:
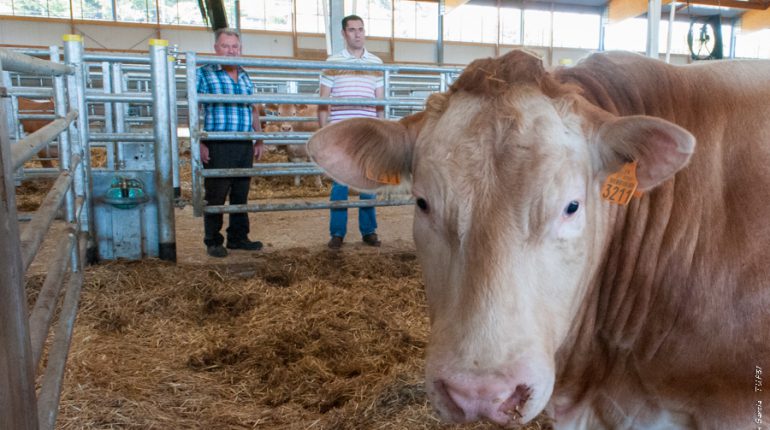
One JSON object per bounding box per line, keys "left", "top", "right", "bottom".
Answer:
{"left": 328, "top": 236, "right": 344, "bottom": 250}
{"left": 207, "top": 245, "right": 228, "bottom": 258}
{"left": 226, "top": 239, "right": 263, "bottom": 251}
{"left": 362, "top": 233, "right": 381, "bottom": 247}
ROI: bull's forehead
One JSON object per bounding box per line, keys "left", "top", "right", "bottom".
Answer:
{"left": 415, "top": 89, "right": 588, "bottom": 188}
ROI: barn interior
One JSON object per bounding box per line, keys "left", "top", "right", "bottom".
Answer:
{"left": 2, "top": 0, "right": 770, "bottom": 428}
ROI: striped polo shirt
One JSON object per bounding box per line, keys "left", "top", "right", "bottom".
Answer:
{"left": 196, "top": 64, "right": 254, "bottom": 132}
{"left": 320, "top": 49, "right": 384, "bottom": 124}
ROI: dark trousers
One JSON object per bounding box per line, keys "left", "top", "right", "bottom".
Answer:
{"left": 203, "top": 140, "right": 253, "bottom": 247}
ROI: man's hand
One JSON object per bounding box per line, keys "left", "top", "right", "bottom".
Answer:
{"left": 199, "top": 142, "right": 210, "bottom": 164}
{"left": 253, "top": 140, "right": 265, "bottom": 160}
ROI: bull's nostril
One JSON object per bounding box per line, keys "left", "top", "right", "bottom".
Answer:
{"left": 434, "top": 380, "right": 466, "bottom": 421}
{"left": 499, "top": 384, "right": 532, "bottom": 421}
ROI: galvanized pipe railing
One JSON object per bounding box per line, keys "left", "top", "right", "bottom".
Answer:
{"left": 64, "top": 35, "right": 96, "bottom": 262}
{"left": 193, "top": 53, "right": 461, "bottom": 74}
{"left": 111, "top": 62, "right": 128, "bottom": 167}
{"left": 101, "top": 61, "right": 116, "bottom": 169}
{"left": 0, "top": 54, "right": 39, "bottom": 430}
{"left": 202, "top": 167, "right": 325, "bottom": 177}
{"left": 0, "top": 42, "right": 84, "bottom": 430}
{"left": 28, "top": 231, "right": 75, "bottom": 367}
{"left": 17, "top": 113, "right": 57, "bottom": 121}
{"left": 204, "top": 198, "right": 415, "bottom": 214}
{"left": 150, "top": 39, "right": 176, "bottom": 262}
{"left": 168, "top": 54, "right": 181, "bottom": 197}
{"left": 201, "top": 131, "right": 312, "bottom": 140}
{"left": 88, "top": 132, "right": 155, "bottom": 142}
{"left": 197, "top": 93, "right": 426, "bottom": 107}
{"left": 11, "top": 110, "right": 77, "bottom": 171}
{"left": 186, "top": 51, "right": 459, "bottom": 216}
{"left": 36, "top": 233, "right": 86, "bottom": 430}
{"left": 0, "top": 48, "right": 74, "bottom": 76}
{"left": 186, "top": 52, "right": 203, "bottom": 216}
{"left": 20, "top": 164, "right": 78, "bottom": 271}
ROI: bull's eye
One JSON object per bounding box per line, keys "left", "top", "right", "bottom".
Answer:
{"left": 564, "top": 200, "right": 580, "bottom": 216}
{"left": 416, "top": 198, "right": 429, "bottom": 213}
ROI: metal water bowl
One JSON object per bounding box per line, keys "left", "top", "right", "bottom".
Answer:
{"left": 103, "top": 176, "right": 149, "bottom": 209}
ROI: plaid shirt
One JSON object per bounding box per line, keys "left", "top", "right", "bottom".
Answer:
{"left": 196, "top": 64, "right": 254, "bottom": 132}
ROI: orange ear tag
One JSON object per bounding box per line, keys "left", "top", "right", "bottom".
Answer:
{"left": 601, "top": 162, "right": 639, "bottom": 205}
{"left": 366, "top": 168, "right": 401, "bottom": 185}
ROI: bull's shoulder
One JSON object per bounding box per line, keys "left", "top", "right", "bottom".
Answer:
{"left": 558, "top": 53, "right": 770, "bottom": 116}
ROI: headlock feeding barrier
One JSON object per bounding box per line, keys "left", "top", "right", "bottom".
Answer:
{"left": 0, "top": 37, "right": 460, "bottom": 429}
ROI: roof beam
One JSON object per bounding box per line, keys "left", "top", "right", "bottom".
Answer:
{"left": 690, "top": 0, "right": 768, "bottom": 9}
{"left": 741, "top": 7, "right": 770, "bottom": 32}
{"left": 608, "top": 0, "right": 652, "bottom": 23}
{"left": 609, "top": 0, "right": 768, "bottom": 23}
{"left": 444, "top": 0, "right": 471, "bottom": 14}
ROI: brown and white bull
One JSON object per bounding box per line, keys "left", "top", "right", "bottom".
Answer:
{"left": 17, "top": 97, "right": 58, "bottom": 168}
{"left": 307, "top": 49, "right": 770, "bottom": 429}
{"left": 264, "top": 103, "right": 322, "bottom": 187}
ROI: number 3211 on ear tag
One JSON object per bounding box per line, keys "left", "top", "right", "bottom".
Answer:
{"left": 601, "top": 162, "right": 638, "bottom": 206}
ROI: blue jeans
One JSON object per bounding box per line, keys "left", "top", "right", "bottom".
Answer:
{"left": 329, "top": 181, "right": 377, "bottom": 238}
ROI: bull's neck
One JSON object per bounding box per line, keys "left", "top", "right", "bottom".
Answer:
{"left": 555, "top": 56, "right": 699, "bottom": 120}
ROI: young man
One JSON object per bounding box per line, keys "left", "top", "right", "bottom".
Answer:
{"left": 197, "top": 28, "right": 264, "bottom": 258}
{"left": 318, "top": 15, "right": 385, "bottom": 250}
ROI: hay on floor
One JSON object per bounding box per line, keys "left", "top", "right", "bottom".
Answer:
{"left": 34, "top": 249, "right": 553, "bottom": 430}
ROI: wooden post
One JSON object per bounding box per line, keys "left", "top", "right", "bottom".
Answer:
{"left": 0, "top": 59, "right": 39, "bottom": 430}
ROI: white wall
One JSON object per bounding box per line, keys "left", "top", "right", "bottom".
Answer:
{"left": 0, "top": 19, "right": 70, "bottom": 47}
{"left": 444, "top": 43, "right": 496, "bottom": 65}
{"left": 297, "top": 35, "right": 325, "bottom": 50}
{"left": 394, "top": 40, "right": 436, "bottom": 63}
{"left": 77, "top": 24, "right": 158, "bottom": 51}
{"left": 162, "top": 28, "right": 214, "bottom": 53}
{"left": 238, "top": 33, "right": 294, "bottom": 57}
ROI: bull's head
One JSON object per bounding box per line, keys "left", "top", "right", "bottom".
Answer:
{"left": 307, "top": 50, "right": 694, "bottom": 427}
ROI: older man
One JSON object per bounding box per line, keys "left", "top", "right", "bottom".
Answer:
{"left": 197, "top": 28, "right": 264, "bottom": 258}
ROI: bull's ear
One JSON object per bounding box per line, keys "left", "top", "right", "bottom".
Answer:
{"left": 596, "top": 115, "right": 695, "bottom": 191}
{"left": 307, "top": 116, "right": 419, "bottom": 191}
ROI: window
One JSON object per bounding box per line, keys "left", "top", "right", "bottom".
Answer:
{"left": 267, "top": 0, "right": 293, "bottom": 31}
{"left": 72, "top": 0, "right": 113, "bottom": 20}
{"left": 9, "top": 0, "right": 46, "bottom": 16}
{"left": 734, "top": 28, "right": 770, "bottom": 59}
{"left": 604, "top": 18, "right": 647, "bottom": 52}
{"left": 7, "top": 0, "right": 70, "bottom": 18}
{"left": 657, "top": 20, "right": 691, "bottom": 56}
{"left": 721, "top": 24, "right": 732, "bottom": 57}
{"left": 241, "top": 0, "right": 267, "bottom": 29}
{"left": 160, "top": 0, "right": 207, "bottom": 25}
{"left": 296, "top": 0, "right": 325, "bottom": 33}
{"left": 242, "top": 0, "right": 292, "bottom": 31}
{"left": 444, "top": 4, "right": 497, "bottom": 43}
{"left": 553, "top": 11, "right": 599, "bottom": 49}
{"left": 605, "top": 18, "right": 732, "bottom": 58}
{"left": 523, "top": 9, "right": 551, "bottom": 47}
{"left": 116, "top": 0, "right": 158, "bottom": 23}
{"left": 345, "top": 0, "right": 393, "bottom": 37}
{"left": 500, "top": 7, "right": 522, "bottom": 45}
{"left": 394, "top": 0, "right": 437, "bottom": 40}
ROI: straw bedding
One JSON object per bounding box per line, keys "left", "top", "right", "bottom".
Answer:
{"left": 29, "top": 249, "right": 552, "bottom": 430}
